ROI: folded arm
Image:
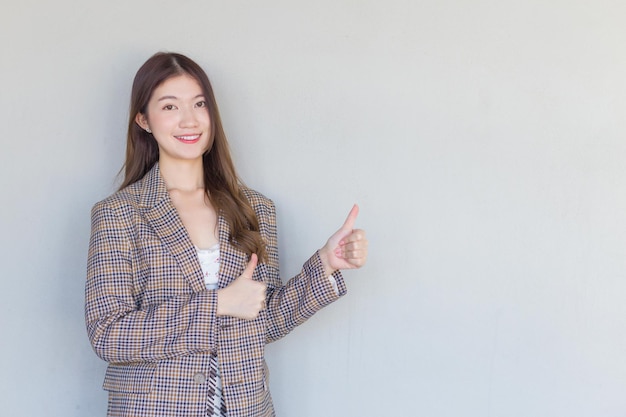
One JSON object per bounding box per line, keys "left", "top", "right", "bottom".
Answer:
{"left": 85, "top": 202, "right": 218, "bottom": 364}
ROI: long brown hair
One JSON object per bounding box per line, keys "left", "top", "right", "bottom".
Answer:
{"left": 121, "top": 52, "right": 266, "bottom": 261}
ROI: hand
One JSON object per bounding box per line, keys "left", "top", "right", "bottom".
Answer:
{"left": 319, "top": 205, "right": 369, "bottom": 275}
{"left": 217, "top": 254, "right": 267, "bottom": 320}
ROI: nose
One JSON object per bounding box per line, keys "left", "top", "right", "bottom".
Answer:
{"left": 179, "top": 106, "right": 198, "bottom": 128}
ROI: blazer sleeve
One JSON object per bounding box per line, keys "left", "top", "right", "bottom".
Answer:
{"left": 260, "top": 200, "right": 347, "bottom": 344}
{"left": 85, "top": 201, "right": 218, "bottom": 364}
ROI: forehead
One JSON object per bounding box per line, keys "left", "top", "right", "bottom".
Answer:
{"left": 151, "top": 74, "right": 204, "bottom": 101}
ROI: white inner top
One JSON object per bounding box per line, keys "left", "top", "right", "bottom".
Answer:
{"left": 197, "top": 243, "right": 220, "bottom": 290}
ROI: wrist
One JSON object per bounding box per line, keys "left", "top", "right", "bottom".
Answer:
{"left": 318, "top": 247, "right": 336, "bottom": 277}
{"left": 216, "top": 288, "right": 227, "bottom": 317}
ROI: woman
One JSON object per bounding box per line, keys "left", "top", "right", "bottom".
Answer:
{"left": 85, "top": 52, "right": 368, "bottom": 417}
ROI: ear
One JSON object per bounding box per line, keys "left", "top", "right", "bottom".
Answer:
{"left": 135, "top": 113, "right": 149, "bottom": 131}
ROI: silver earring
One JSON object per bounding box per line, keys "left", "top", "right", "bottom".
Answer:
{"left": 146, "top": 128, "right": 152, "bottom": 134}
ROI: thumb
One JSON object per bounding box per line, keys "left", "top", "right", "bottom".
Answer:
{"left": 241, "top": 253, "right": 258, "bottom": 279}
{"left": 340, "top": 204, "right": 359, "bottom": 232}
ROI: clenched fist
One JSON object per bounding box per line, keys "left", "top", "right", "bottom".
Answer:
{"left": 319, "top": 204, "right": 368, "bottom": 276}
{"left": 216, "top": 254, "right": 267, "bottom": 320}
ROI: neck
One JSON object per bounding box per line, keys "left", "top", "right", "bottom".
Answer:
{"left": 159, "top": 157, "right": 205, "bottom": 192}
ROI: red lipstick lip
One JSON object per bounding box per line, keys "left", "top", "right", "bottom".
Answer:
{"left": 174, "top": 133, "right": 201, "bottom": 144}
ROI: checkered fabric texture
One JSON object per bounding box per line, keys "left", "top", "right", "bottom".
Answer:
{"left": 85, "top": 163, "right": 347, "bottom": 417}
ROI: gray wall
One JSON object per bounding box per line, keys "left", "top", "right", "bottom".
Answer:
{"left": 1, "top": 1, "right": 625, "bottom": 416}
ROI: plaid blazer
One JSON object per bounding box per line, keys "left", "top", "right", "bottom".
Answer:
{"left": 85, "top": 164, "right": 346, "bottom": 417}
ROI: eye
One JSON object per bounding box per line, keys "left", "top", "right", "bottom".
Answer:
{"left": 162, "top": 104, "right": 177, "bottom": 110}
{"left": 195, "top": 100, "right": 207, "bottom": 108}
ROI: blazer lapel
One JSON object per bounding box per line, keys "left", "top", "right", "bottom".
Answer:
{"left": 217, "top": 212, "right": 250, "bottom": 287}
{"left": 139, "top": 164, "right": 206, "bottom": 293}
{"left": 217, "top": 212, "right": 267, "bottom": 287}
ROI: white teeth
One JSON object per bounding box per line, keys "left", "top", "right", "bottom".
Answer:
{"left": 176, "top": 135, "right": 200, "bottom": 140}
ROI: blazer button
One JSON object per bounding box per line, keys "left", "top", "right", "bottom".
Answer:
{"left": 193, "top": 372, "right": 207, "bottom": 384}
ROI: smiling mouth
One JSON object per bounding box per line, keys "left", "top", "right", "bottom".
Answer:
{"left": 175, "top": 134, "right": 201, "bottom": 143}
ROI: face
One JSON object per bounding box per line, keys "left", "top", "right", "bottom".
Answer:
{"left": 136, "top": 74, "right": 212, "bottom": 164}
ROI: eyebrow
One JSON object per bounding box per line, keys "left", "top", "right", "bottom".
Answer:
{"left": 157, "top": 94, "right": 205, "bottom": 102}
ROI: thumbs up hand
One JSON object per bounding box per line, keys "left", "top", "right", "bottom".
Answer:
{"left": 217, "top": 254, "right": 267, "bottom": 320}
{"left": 319, "top": 205, "right": 369, "bottom": 276}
